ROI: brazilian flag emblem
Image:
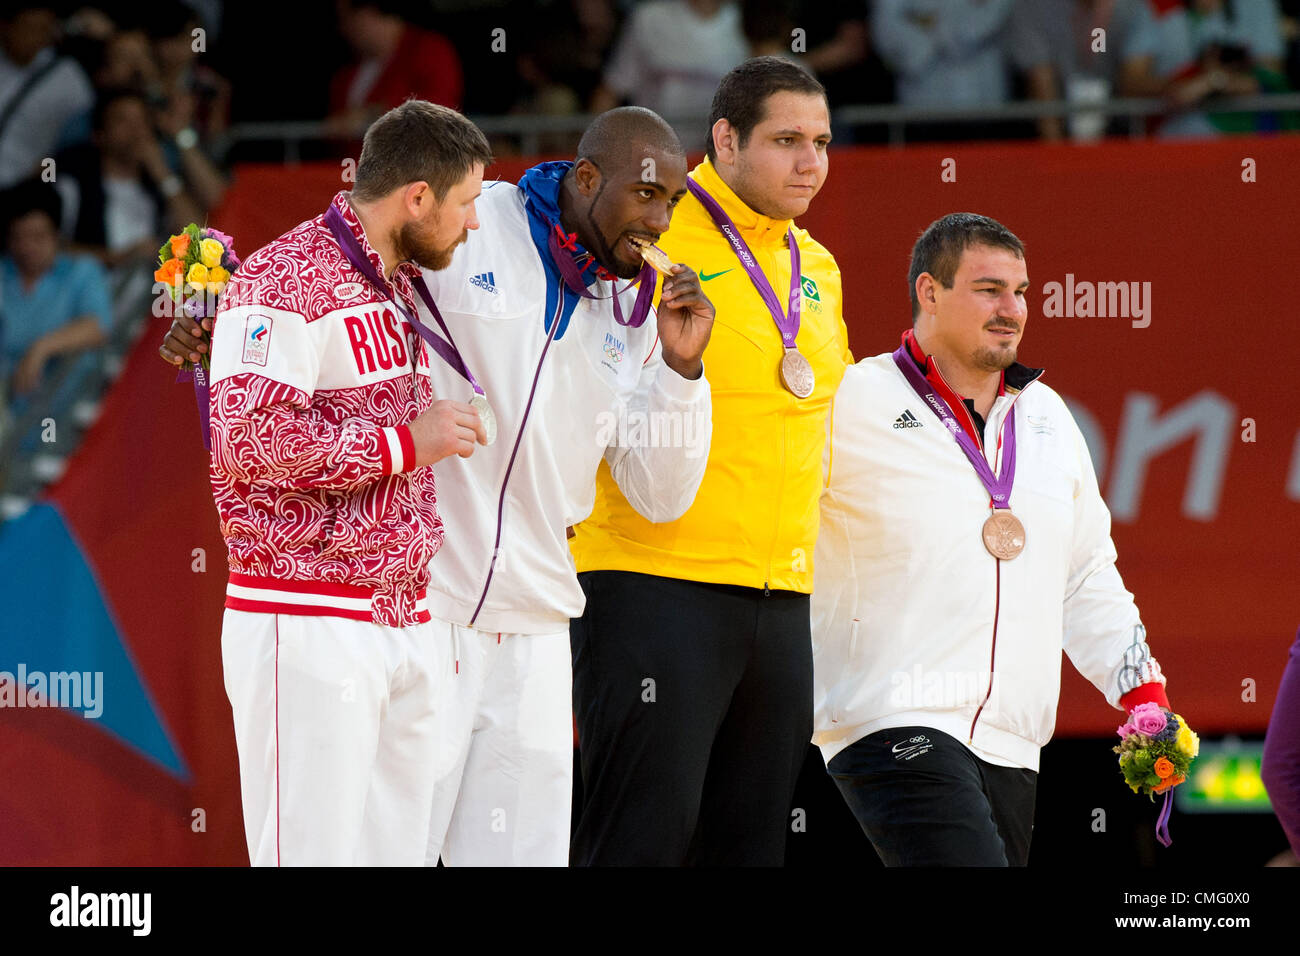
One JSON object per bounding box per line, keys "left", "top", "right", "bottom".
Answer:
{"left": 801, "top": 275, "right": 820, "bottom": 301}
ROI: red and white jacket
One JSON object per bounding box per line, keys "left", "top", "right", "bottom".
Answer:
{"left": 208, "top": 191, "right": 439, "bottom": 627}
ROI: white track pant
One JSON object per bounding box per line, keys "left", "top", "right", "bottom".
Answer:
{"left": 425, "top": 621, "right": 573, "bottom": 866}
{"left": 221, "top": 609, "right": 444, "bottom": 866}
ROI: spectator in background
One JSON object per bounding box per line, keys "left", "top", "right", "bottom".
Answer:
{"left": 501, "top": 0, "right": 621, "bottom": 156}
{"left": 1010, "top": 0, "right": 1146, "bottom": 142}
{"left": 148, "top": 9, "right": 229, "bottom": 211}
{"left": 590, "top": 0, "right": 750, "bottom": 121}
{"left": 744, "top": 1, "right": 883, "bottom": 106}
{"left": 0, "top": 180, "right": 110, "bottom": 403}
{"left": 1282, "top": 0, "right": 1300, "bottom": 90}
{"left": 743, "top": 1, "right": 895, "bottom": 140}
{"left": 0, "top": 5, "right": 96, "bottom": 188}
{"left": 326, "top": 0, "right": 463, "bottom": 138}
{"left": 513, "top": 0, "right": 620, "bottom": 114}
{"left": 1120, "top": 0, "right": 1290, "bottom": 137}
{"left": 872, "top": 0, "right": 1014, "bottom": 106}
{"left": 150, "top": 6, "right": 231, "bottom": 144}
{"left": 54, "top": 88, "right": 203, "bottom": 267}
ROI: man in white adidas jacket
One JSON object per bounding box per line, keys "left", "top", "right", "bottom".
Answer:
{"left": 813, "top": 213, "right": 1180, "bottom": 865}
{"left": 416, "top": 108, "right": 713, "bottom": 866}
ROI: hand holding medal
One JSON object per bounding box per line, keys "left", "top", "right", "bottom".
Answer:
{"left": 325, "top": 204, "right": 498, "bottom": 448}
{"left": 646, "top": 252, "right": 714, "bottom": 382}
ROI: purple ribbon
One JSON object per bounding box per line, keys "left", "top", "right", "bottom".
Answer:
{"left": 545, "top": 226, "right": 654, "bottom": 328}
{"left": 1156, "top": 790, "right": 1174, "bottom": 847}
{"left": 176, "top": 365, "right": 211, "bottom": 450}
{"left": 686, "top": 178, "right": 801, "bottom": 347}
{"left": 323, "top": 203, "right": 484, "bottom": 396}
{"left": 891, "top": 343, "right": 1018, "bottom": 509}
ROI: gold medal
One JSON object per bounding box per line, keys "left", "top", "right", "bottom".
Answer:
{"left": 628, "top": 236, "right": 676, "bottom": 276}
{"left": 780, "top": 347, "right": 815, "bottom": 398}
{"left": 982, "top": 510, "right": 1025, "bottom": 560}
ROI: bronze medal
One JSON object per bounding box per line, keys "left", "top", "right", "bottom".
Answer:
{"left": 982, "top": 510, "right": 1025, "bottom": 560}
{"left": 780, "top": 347, "right": 815, "bottom": 398}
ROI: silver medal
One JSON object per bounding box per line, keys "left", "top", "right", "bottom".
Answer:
{"left": 470, "top": 391, "right": 497, "bottom": 446}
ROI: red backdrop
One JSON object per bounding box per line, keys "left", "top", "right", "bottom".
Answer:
{"left": 7, "top": 135, "right": 1296, "bottom": 864}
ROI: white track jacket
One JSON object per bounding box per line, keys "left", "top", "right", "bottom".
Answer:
{"left": 417, "top": 177, "right": 712, "bottom": 634}
{"left": 812, "top": 346, "right": 1164, "bottom": 772}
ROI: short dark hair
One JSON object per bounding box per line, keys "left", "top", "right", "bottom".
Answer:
{"left": 908, "top": 213, "right": 1025, "bottom": 320}
{"left": 92, "top": 87, "right": 149, "bottom": 132}
{"left": 352, "top": 100, "right": 493, "bottom": 204}
{"left": 705, "top": 55, "right": 826, "bottom": 162}
{"left": 1, "top": 178, "right": 62, "bottom": 244}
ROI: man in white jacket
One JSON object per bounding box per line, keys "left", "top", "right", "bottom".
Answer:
{"left": 812, "top": 212, "right": 1177, "bottom": 865}
{"left": 414, "top": 107, "right": 715, "bottom": 866}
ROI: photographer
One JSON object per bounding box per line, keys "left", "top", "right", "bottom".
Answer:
{"left": 1120, "top": 0, "right": 1291, "bottom": 137}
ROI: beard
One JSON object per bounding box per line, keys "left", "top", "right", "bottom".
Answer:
{"left": 584, "top": 210, "right": 643, "bottom": 280}
{"left": 972, "top": 342, "right": 1017, "bottom": 373}
{"left": 395, "top": 219, "right": 466, "bottom": 272}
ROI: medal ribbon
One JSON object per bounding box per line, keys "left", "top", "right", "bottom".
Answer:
{"left": 686, "top": 178, "right": 801, "bottom": 347}
{"left": 324, "top": 203, "right": 484, "bottom": 396}
{"left": 891, "top": 343, "right": 1018, "bottom": 509}
{"left": 176, "top": 364, "right": 211, "bottom": 450}
{"left": 1156, "top": 790, "right": 1174, "bottom": 847}
{"left": 545, "top": 225, "right": 654, "bottom": 328}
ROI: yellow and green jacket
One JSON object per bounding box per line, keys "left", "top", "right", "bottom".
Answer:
{"left": 570, "top": 158, "right": 852, "bottom": 593}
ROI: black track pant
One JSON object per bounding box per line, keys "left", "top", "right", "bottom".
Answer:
{"left": 570, "top": 571, "right": 813, "bottom": 866}
{"left": 827, "top": 726, "right": 1038, "bottom": 866}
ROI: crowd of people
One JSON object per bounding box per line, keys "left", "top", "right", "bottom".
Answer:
{"left": 1, "top": 0, "right": 1297, "bottom": 428}
{"left": 0, "top": 3, "right": 227, "bottom": 430}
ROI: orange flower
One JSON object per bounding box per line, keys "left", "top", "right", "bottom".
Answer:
{"left": 1153, "top": 773, "right": 1185, "bottom": 793}
{"left": 155, "top": 257, "right": 185, "bottom": 286}
{"left": 170, "top": 233, "right": 191, "bottom": 259}
{"left": 1153, "top": 757, "right": 1175, "bottom": 778}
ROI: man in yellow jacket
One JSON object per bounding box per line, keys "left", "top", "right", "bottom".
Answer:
{"left": 569, "top": 57, "right": 852, "bottom": 865}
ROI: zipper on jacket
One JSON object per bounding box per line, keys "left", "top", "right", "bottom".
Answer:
{"left": 467, "top": 293, "right": 564, "bottom": 627}
{"left": 765, "top": 368, "right": 790, "bottom": 594}
{"left": 967, "top": 389, "right": 1028, "bottom": 743}
{"left": 969, "top": 555, "right": 1001, "bottom": 742}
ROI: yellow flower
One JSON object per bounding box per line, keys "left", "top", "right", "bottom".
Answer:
{"left": 199, "top": 238, "right": 225, "bottom": 269}
{"left": 207, "top": 265, "right": 230, "bottom": 290}
{"left": 1174, "top": 715, "right": 1199, "bottom": 758}
{"left": 186, "top": 262, "right": 209, "bottom": 291}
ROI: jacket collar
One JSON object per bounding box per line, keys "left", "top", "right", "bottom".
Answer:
{"left": 901, "top": 328, "right": 1044, "bottom": 448}
{"left": 691, "top": 158, "right": 794, "bottom": 247}
{"left": 333, "top": 190, "right": 420, "bottom": 288}
{"left": 518, "top": 160, "right": 608, "bottom": 284}
{"left": 902, "top": 328, "right": 1043, "bottom": 395}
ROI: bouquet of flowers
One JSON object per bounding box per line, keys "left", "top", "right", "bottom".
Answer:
{"left": 156, "top": 223, "right": 240, "bottom": 449}
{"left": 154, "top": 224, "right": 241, "bottom": 371}
{"left": 1114, "top": 703, "right": 1199, "bottom": 796}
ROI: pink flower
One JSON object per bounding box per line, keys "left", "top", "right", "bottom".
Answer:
{"left": 1131, "top": 703, "right": 1167, "bottom": 736}
{"left": 1117, "top": 721, "right": 1137, "bottom": 739}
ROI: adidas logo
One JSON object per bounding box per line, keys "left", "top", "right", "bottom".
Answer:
{"left": 470, "top": 272, "right": 498, "bottom": 294}
{"left": 892, "top": 409, "right": 923, "bottom": 429}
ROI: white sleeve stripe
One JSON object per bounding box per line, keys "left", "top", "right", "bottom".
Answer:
{"left": 382, "top": 427, "right": 406, "bottom": 473}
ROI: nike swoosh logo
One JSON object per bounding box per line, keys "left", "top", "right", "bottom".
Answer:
{"left": 699, "top": 270, "right": 733, "bottom": 282}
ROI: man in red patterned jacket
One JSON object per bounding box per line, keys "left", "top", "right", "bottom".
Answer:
{"left": 206, "top": 101, "right": 491, "bottom": 866}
